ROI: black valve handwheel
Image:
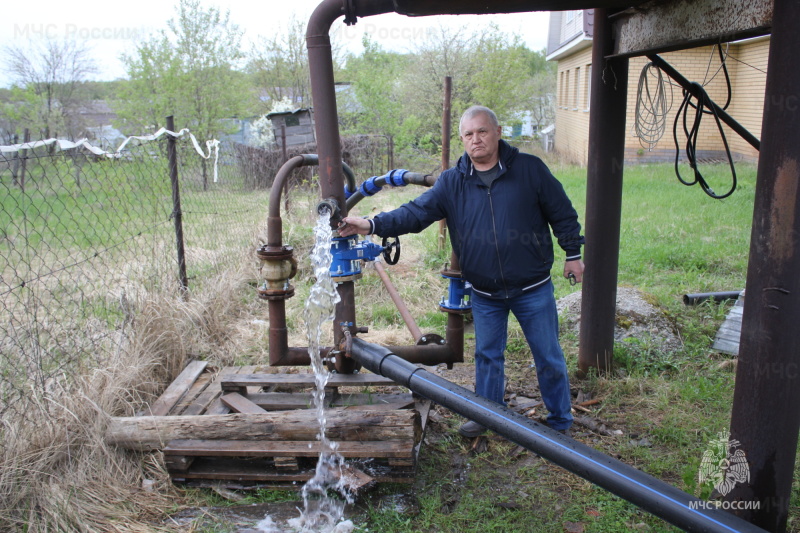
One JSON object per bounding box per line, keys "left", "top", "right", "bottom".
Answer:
{"left": 381, "top": 236, "right": 401, "bottom": 265}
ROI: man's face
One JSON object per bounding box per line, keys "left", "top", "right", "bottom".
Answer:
{"left": 460, "top": 112, "right": 502, "bottom": 166}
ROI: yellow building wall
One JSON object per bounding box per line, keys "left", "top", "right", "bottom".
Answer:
{"left": 554, "top": 39, "right": 769, "bottom": 165}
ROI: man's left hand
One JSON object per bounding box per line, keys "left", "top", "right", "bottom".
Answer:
{"left": 564, "top": 259, "right": 585, "bottom": 284}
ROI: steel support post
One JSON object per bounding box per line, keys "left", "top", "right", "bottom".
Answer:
{"left": 578, "top": 9, "right": 629, "bottom": 374}
{"left": 726, "top": 0, "right": 800, "bottom": 529}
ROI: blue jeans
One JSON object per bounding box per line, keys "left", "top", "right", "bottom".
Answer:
{"left": 471, "top": 281, "right": 573, "bottom": 431}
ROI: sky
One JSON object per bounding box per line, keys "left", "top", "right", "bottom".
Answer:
{"left": 0, "top": 0, "right": 552, "bottom": 88}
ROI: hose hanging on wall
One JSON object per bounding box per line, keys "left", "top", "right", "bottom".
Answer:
{"left": 672, "top": 44, "right": 737, "bottom": 199}
{"left": 634, "top": 62, "right": 673, "bottom": 151}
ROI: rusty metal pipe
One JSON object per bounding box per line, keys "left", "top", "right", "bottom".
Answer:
{"left": 307, "top": 0, "right": 395, "bottom": 373}
{"left": 383, "top": 343, "right": 456, "bottom": 366}
{"left": 372, "top": 261, "right": 423, "bottom": 342}
{"left": 307, "top": 0, "right": 395, "bottom": 217}
{"left": 265, "top": 154, "right": 356, "bottom": 367}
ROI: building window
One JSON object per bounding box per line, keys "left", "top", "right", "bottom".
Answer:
{"left": 585, "top": 64, "right": 592, "bottom": 111}
{"left": 285, "top": 114, "right": 300, "bottom": 127}
{"left": 565, "top": 10, "right": 575, "bottom": 23}
{"left": 574, "top": 67, "right": 581, "bottom": 109}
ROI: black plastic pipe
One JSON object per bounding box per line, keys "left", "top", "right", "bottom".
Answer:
{"left": 683, "top": 291, "right": 743, "bottom": 306}
{"left": 349, "top": 337, "right": 766, "bottom": 533}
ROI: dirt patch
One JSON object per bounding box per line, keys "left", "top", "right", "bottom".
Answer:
{"left": 557, "top": 285, "right": 682, "bottom": 354}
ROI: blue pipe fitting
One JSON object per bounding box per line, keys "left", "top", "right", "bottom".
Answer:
{"left": 330, "top": 236, "right": 385, "bottom": 279}
{"left": 440, "top": 274, "right": 472, "bottom": 311}
{"left": 386, "top": 169, "right": 408, "bottom": 187}
{"left": 358, "top": 176, "right": 383, "bottom": 197}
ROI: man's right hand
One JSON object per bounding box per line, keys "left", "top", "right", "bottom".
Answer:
{"left": 337, "top": 217, "right": 371, "bottom": 237}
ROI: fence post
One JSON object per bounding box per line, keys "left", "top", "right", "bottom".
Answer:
{"left": 167, "top": 116, "right": 189, "bottom": 296}
{"left": 19, "top": 129, "right": 30, "bottom": 191}
{"left": 11, "top": 134, "right": 19, "bottom": 186}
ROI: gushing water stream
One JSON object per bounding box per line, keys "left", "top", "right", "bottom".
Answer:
{"left": 257, "top": 210, "right": 354, "bottom": 533}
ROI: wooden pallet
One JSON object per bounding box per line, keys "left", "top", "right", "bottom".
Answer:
{"left": 107, "top": 361, "right": 430, "bottom": 489}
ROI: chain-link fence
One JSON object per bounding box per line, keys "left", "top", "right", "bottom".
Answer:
{"left": 0, "top": 128, "right": 432, "bottom": 421}
{"left": 0, "top": 132, "right": 276, "bottom": 422}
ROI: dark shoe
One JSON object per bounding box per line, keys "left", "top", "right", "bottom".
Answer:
{"left": 459, "top": 420, "right": 487, "bottom": 437}
{"left": 555, "top": 427, "right": 572, "bottom": 437}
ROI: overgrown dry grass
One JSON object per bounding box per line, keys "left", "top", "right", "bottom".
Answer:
{"left": 0, "top": 249, "right": 277, "bottom": 531}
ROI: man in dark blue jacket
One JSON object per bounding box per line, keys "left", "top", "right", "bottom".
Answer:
{"left": 339, "top": 105, "right": 584, "bottom": 437}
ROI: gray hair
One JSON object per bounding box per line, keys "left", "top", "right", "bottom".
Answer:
{"left": 459, "top": 106, "right": 499, "bottom": 134}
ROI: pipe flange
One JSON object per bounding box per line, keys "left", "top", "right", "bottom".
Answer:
{"left": 256, "top": 245, "right": 294, "bottom": 261}
{"left": 330, "top": 273, "right": 362, "bottom": 283}
{"left": 441, "top": 268, "right": 462, "bottom": 278}
{"left": 257, "top": 284, "right": 295, "bottom": 301}
{"left": 439, "top": 304, "right": 471, "bottom": 315}
{"left": 417, "top": 333, "right": 445, "bottom": 346}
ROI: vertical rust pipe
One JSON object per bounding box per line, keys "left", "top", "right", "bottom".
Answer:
{"left": 334, "top": 281, "right": 358, "bottom": 373}
{"left": 441, "top": 75, "right": 452, "bottom": 171}
{"left": 307, "top": 0, "right": 394, "bottom": 217}
{"left": 307, "top": 0, "right": 393, "bottom": 373}
{"left": 307, "top": 0, "right": 348, "bottom": 216}
{"left": 578, "top": 8, "right": 628, "bottom": 375}
{"left": 439, "top": 76, "right": 452, "bottom": 251}
{"left": 266, "top": 154, "right": 316, "bottom": 367}
{"left": 726, "top": 0, "right": 800, "bottom": 529}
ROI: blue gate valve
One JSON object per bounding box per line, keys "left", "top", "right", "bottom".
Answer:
{"left": 330, "top": 236, "right": 385, "bottom": 280}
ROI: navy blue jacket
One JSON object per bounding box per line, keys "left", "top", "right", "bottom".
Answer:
{"left": 372, "top": 140, "right": 584, "bottom": 299}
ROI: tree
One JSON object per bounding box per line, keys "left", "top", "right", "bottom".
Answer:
{"left": 1, "top": 39, "right": 98, "bottom": 138}
{"left": 339, "top": 36, "right": 407, "bottom": 138}
{"left": 247, "top": 16, "right": 311, "bottom": 113}
{"left": 115, "top": 0, "right": 247, "bottom": 141}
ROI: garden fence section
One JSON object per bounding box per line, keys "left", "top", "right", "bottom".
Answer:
{"left": 0, "top": 136, "right": 270, "bottom": 421}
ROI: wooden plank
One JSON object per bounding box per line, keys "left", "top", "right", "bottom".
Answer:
{"left": 204, "top": 366, "right": 241, "bottom": 415}
{"left": 220, "top": 372, "right": 398, "bottom": 392}
{"left": 163, "top": 439, "right": 414, "bottom": 458}
{"left": 164, "top": 455, "right": 195, "bottom": 471}
{"left": 141, "top": 360, "right": 208, "bottom": 416}
{"left": 107, "top": 409, "right": 420, "bottom": 451}
{"left": 170, "top": 457, "right": 414, "bottom": 484}
{"left": 273, "top": 457, "right": 299, "bottom": 471}
{"left": 220, "top": 393, "right": 268, "bottom": 414}
{"left": 181, "top": 382, "right": 222, "bottom": 416}
{"left": 225, "top": 391, "right": 416, "bottom": 411}
{"left": 169, "top": 371, "right": 214, "bottom": 416}
{"left": 343, "top": 400, "right": 415, "bottom": 411}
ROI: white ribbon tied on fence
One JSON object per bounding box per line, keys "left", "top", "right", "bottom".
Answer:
{"left": 1, "top": 128, "right": 222, "bottom": 183}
